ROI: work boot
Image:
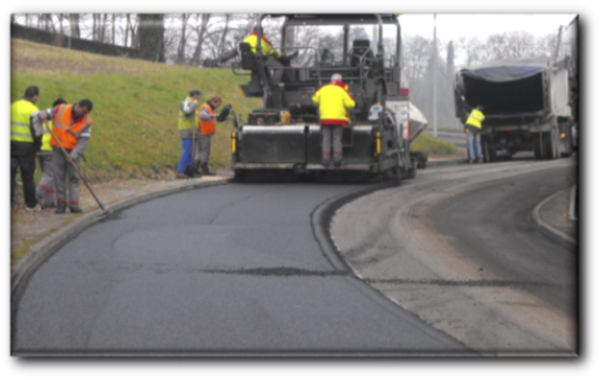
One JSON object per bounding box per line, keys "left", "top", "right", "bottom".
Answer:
{"left": 25, "top": 204, "right": 42, "bottom": 212}
{"left": 193, "top": 161, "right": 203, "bottom": 178}
{"left": 333, "top": 161, "right": 342, "bottom": 168}
{"left": 477, "top": 156, "right": 483, "bottom": 163}
{"left": 175, "top": 172, "right": 188, "bottom": 179}
{"left": 70, "top": 206, "right": 83, "bottom": 213}
{"left": 201, "top": 163, "right": 216, "bottom": 176}
{"left": 55, "top": 205, "right": 67, "bottom": 214}
{"left": 321, "top": 156, "right": 331, "bottom": 167}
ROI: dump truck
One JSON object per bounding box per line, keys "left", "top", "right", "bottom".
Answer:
{"left": 229, "top": 14, "right": 419, "bottom": 181}
{"left": 453, "top": 58, "right": 574, "bottom": 161}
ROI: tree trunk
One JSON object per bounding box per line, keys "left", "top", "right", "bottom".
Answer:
{"left": 191, "top": 14, "right": 211, "bottom": 66}
{"left": 112, "top": 14, "right": 116, "bottom": 44}
{"left": 137, "top": 14, "right": 165, "bottom": 62}
{"left": 69, "top": 14, "right": 80, "bottom": 38}
{"left": 217, "top": 14, "right": 231, "bottom": 57}
{"left": 177, "top": 14, "right": 189, "bottom": 64}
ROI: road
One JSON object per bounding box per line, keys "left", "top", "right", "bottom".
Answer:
{"left": 331, "top": 156, "right": 577, "bottom": 355}
{"left": 12, "top": 181, "right": 469, "bottom": 356}
{"left": 12, "top": 126, "right": 576, "bottom": 356}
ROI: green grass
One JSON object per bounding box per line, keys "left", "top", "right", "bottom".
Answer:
{"left": 411, "top": 132, "right": 459, "bottom": 156}
{"left": 11, "top": 38, "right": 261, "bottom": 181}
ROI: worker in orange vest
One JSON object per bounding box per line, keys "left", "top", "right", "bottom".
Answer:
{"left": 38, "top": 99, "right": 94, "bottom": 214}
{"left": 195, "top": 96, "right": 228, "bottom": 176}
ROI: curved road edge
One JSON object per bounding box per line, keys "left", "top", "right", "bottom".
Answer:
{"left": 10, "top": 177, "right": 230, "bottom": 294}
{"left": 532, "top": 189, "right": 577, "bottom": 251}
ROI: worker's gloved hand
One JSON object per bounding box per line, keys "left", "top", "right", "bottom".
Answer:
{"left": 217, "top": 104, "right": 232, "bottom": 122}
{"left": 33, "top": 136, "right": 42, "bottom": 153}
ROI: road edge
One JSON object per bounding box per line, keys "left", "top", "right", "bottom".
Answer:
{"left": 532, "top": 189, "right": 577, "bottom": 251}
{"left": 10, "top": 178, "right": 230, "bottom": 295}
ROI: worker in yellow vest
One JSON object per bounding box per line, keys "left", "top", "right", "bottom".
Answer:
{"left": 243, "top": 28, "right": 289, "bottom": 84}
{"left": 35, "top": 98, "right": 67, "bottom": 208}
{"left": 312, "top": 73, "right": 356, "bottom": 167}
{"left": 465, "top": 105, "right": 485, "bottom": 163}
{"left": 10, "top": 86, "right": 42, "bottom": 211}
{"left": 176, "top": 89, "right": 203, "bottom": 179}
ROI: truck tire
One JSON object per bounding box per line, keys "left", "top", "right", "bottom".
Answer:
{"left": 560, "top": 122, "right": 574, "bottom": 158}
{"left": 542, "top": 128, "right": 560, "bottom": 160}
{"left": 482, "top": 137, "right": 497, "bottom": 163}
{"left": 533, "top": 133, "right": 543, "bottom": 160}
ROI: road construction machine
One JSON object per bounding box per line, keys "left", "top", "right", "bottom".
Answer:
{"left": 229, "top": 14, "right": 420, "bottom": 181}
{"left": 454, "top": 54, "right": 576, "bottom": 162}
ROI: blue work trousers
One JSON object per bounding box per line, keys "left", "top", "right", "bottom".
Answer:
{"left": 466, "top": 128, "right": 482, "bottom": 160}
{"left": 177, "top": 138, "right": 194, "bottom": 174}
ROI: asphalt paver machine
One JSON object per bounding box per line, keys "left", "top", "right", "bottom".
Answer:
{"left": 231, "top": 14, "right": 418, "bottom": 181}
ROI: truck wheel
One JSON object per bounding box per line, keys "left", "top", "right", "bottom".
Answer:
{"left": 482, "top": 137, "right": 497, "bottom": 163}
{"left": 533, "top": 133, "right": 543, "bottom": 160}
{"left": 560, "top": 123, "right": 573, "bottom": 158}
{"left": 542, "top": 129, "right": 559, "bottom": 160}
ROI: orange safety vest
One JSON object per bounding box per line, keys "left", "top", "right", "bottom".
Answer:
{"left": 198, "top": 103, "right": 216, "bottom": 135}
{"left": 50, "top": 104, "right": 93, "bottom": 150}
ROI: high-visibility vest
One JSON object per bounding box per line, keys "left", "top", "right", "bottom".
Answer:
{"left": 198, "top": 103, "right": 216, "bottom": 135}
{"left": 10, "top": 99, "right": 38, "bottom": 143}
{"left": 312, "top": 81, "right": 356, "bottom": 126}
{"left": 178, "top": 97, "right": 198, "bottom": 131}
{"left": 466, "top": 109, "right": 485, "bottom": 129}
{"left": 41, "top": 121, "right": 53, "bottom": 151}
{"left": 50, "top": 104, "right": 92, "bottom": 150}
{"left": 243, "top": 32, "right": 282, "bottom": 58}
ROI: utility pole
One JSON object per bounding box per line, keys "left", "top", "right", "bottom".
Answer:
{"left": 433, "top": 13, "right": 438, "bottom": 137}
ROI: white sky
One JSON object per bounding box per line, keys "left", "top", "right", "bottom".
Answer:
{"left": 400, "top": 13, "right": 577, "bottom": 40}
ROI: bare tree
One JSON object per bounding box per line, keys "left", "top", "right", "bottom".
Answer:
{"left": 137, "top": 14, "right": 165, "bottom": 62}
{"left": 403, "top": 35, "right": 433, "bottom": 86}
{"left": 217, "top": 13, "right": 232, "bottom": 57}
{"left": 176, "top": 13, "right": 190, "bottom": 64}
{"left": 112, "top": 14, "right": 116, "bottom": 44}
{"left": 69, "top": 14, "right": 81, "bottom": 38}
{"left": 190, "top": 14, "right": 212, "bottom": 66}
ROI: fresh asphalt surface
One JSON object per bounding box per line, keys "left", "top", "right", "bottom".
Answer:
{"left": 331, "top": 154, "right": 577, "bottom": 353}
{"left": 12, "top": 182, "right": 468, "bottom": 355}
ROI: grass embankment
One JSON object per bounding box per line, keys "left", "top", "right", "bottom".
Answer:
{"left": 411, "top": 132, "right": 459, "bottom": 157}
{"left": 11, "top": 38, "right": 261, "bottom": 181}
{"left": 11, "top": 39, "right": 461, "bottom": 181}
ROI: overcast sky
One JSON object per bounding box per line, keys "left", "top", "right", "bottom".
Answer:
{"left": 400, "top": 13, "right": 577, "bottom": 40}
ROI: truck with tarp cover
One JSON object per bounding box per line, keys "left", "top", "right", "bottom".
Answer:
{"left": 228, "top": 14, "right": 420, "bottom": 181}
{"left": 454, "top": 58, "right": 574, "bottom": 161}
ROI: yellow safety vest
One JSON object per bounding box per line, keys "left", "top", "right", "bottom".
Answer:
{"left": 41, "top": 121, "right": 52, "bottom": 151}
{"left": 466, "top": 109, "right": 485, "bottom": 129}
{"left": 178, "top": 98, "right": 198, "bottom": 131}
{"left": 10, "top": 99, "right": 38, "bottom": 143}
{"left": 243, "top": 34, "right": 282, "bottom": 58}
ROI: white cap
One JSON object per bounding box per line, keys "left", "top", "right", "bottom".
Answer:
{"left": 331, "top": 73, "right": 342, "bottom": 81}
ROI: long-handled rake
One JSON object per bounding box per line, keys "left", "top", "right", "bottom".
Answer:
{"left": 43, "top": 121, "right": 110, "bottom": 217}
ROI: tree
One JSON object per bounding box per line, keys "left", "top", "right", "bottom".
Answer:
{"left": 69, "top": 14, "right": 81, "bottom": 38}
{"left": 137, "top": 14, "right": 165, "bottom": 62}
{"left": 176, "top": 14, "right": 190, "bottom": 64}
{"left": 190, "top": 14, "right": 211, "bottom": 66}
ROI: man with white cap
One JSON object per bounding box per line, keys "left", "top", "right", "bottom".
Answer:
{"left": 312, "top": 73, "right": 355, "bottom": 167}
